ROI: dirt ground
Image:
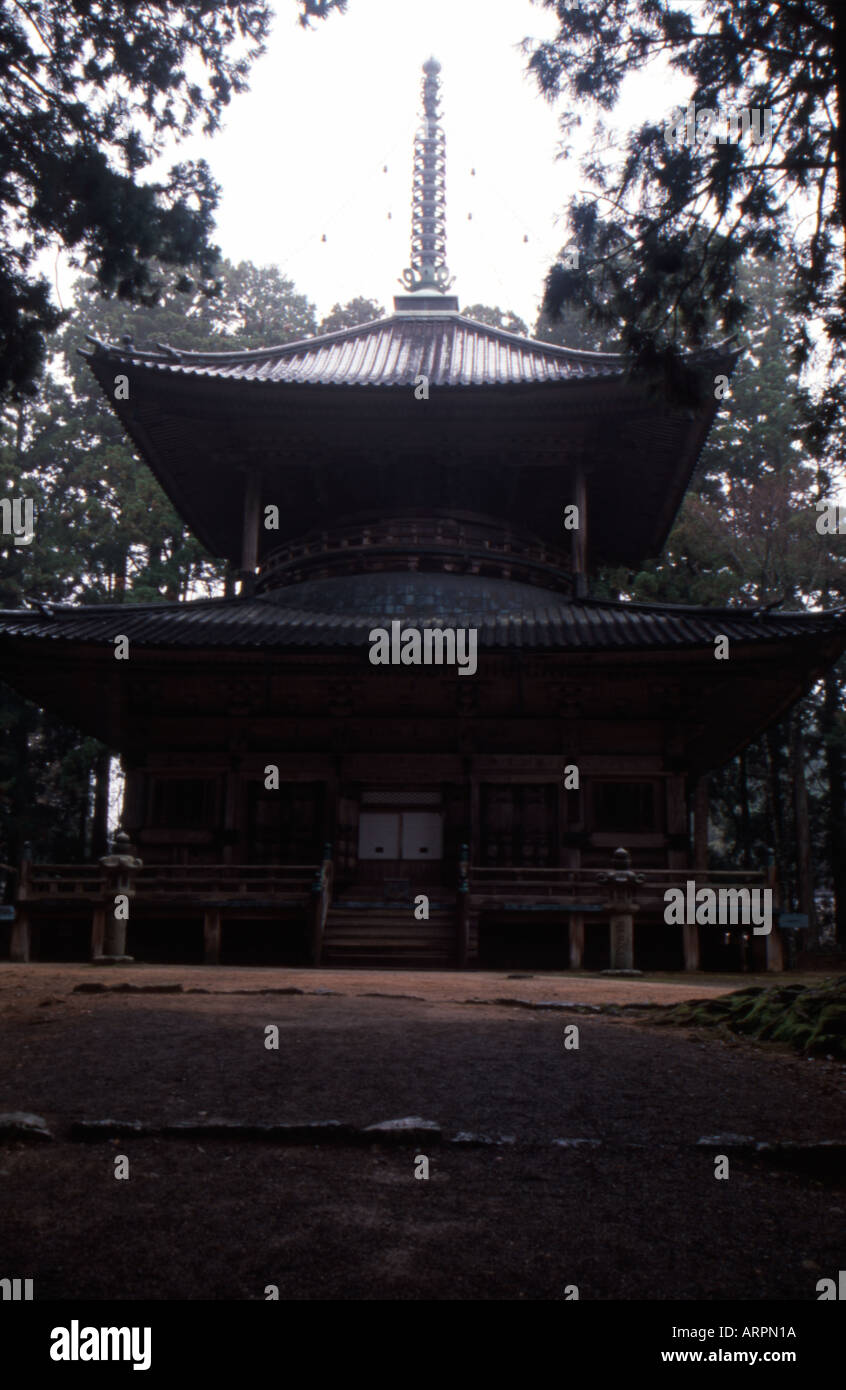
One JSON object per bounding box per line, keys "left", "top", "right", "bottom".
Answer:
{"left": 1, "top": 963, "right": 844, "bottom": 1301}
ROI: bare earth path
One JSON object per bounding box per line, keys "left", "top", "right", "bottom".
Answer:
{"left": 0, "top": 964, "right": 844, "bottom": 1301}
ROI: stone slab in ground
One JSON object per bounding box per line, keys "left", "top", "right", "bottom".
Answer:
{"left": 361, "top": 1117, "right": 442, "bottom": 1143}
{"left": 0, "top": 1111, "right": 53, "bottom": 1142}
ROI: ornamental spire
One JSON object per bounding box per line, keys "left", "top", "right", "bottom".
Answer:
{"left": 400, "top": 58, "right": 454, "bottom": 295}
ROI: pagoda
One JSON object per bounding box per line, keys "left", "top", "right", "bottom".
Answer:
{"left": 2, "top": 60, "right": 845, "bottom": 972}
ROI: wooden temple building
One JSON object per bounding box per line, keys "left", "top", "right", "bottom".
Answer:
{"left": 2, "top": 60, "right": 845, "bottom": 972}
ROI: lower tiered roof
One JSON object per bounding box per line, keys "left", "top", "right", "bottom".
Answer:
{"left": 1, "top": 574, "right": 843, "bottom": 652}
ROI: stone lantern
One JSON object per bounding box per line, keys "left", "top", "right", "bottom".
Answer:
{"left": 598, "top": 847, "right": 644, "bottom": 972}
{"left": 94, "top": 831, "right": 143, "bottom": 962}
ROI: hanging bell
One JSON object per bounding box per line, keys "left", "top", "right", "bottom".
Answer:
{"left": 321, "top": 234, "right": 327, "bottom": 242}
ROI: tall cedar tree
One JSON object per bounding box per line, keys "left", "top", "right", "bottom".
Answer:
{"left": 0, "top": 273, "right": 387, "bottom": 875}
{"left": 0, "top": 0, "right": 350, "bottom": 401}
{"left": 528, "top": 0, "right": 846, "bottom": 945}
{"left": 592, "top": 256, "right": 842, "bottom": 940}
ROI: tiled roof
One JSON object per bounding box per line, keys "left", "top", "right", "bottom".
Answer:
{"left": 84, "top": 313, "right": 627, "bottom": 388}
{"left": 80, "top": 312, "right": 739, "bottom": 570}
{"left": 2, "top": 574, "right": 843, "bottom": 652}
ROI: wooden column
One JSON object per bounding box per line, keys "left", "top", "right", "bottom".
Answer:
{"left": 90, "top": 905, "right": 106, "bottom": 958}
{"left": 765, "top": 850, "right": 783, "bottom": 972}
{"left": 121, "top": 765, "right": 145, "bottom": 837}
{"left": 240, "top": 468, "right": 262, "bottom": 593}
{"left": 10, "top": 908, "right": 30, "bottom": 963}
{"left": 457, "top": 900, "right": 471, "bottom": 969}
{"left": 469, "top": 777, "right": 480, "bottom": 866}
{"left": 457, "top": 844, "right": 470, "bottom": 968}
{"left": 682, "top": 921, "right": 700, "bottom": 972}
{"left": 694, "top": 774, "right": 710, "bottom": 870}
{"left": 204, "top": 909, "right": 222, "bottom": 964}
{"left": 223, "top": 767, "right": 239, "bottom": 866}
{"left": 561, "top": 838, "right": 583, "bottom": 969}
{"left": 792, "top": 722, "right": 816, "bottom": 942}
{"left": 571, "top": 469, "right": 588, "bottom": 597}
{"left": 666, "top": 774, "right": 688, "bottom": 869}
{"left": 683, "top": 777, "right": 708, "bottom": 970}
{"left": 11, "top": 848, "right": 32, "bottom": 962}
{"left": 569, "top": 912, "right": 584, "bottom": 970}
{"left": 765, "top": 928, "right": 784, "bottom": 972}
{"left": 310, "top": 845, "right": 333, "bottom": 967}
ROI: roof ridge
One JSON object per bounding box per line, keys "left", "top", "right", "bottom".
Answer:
{"left": 450, "top": 315, "right": 622, "bottom": 362}
{"left": 86, "top": 315, "right": 402, "bottom": 367}
{"left": 83, "top": 315, "right": 742, "bottom": 375}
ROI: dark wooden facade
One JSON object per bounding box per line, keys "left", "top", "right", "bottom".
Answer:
{"left": 2, "top": 205, "right": 845, "bottom": 968}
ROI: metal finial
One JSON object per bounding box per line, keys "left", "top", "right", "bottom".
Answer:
{"left": 401, "top": 59, "right": 454, "bottom": 295}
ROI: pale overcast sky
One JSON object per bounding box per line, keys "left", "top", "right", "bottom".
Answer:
{"left": 56, "top": 0, "right": 691, "bottom": 332}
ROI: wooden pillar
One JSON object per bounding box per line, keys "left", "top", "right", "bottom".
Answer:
{"left": 685, "top": 777, "right": 708, "bottom": 970}
{"left": 457, "top": 901, "right": 470, "bottom": 969}
{"left": 682, "top": 921, "right": 700, "bottom": 972}
{"left": 765, "top": 929, "right": 784, "bottom": 972}
{"left": 90, "top": 905, "right": 106, "bottom": 959}
{"left": 10, "top": 907, "right": 30, "bottom": 963}
{"left": 121, "top": 765, "right": 145, "bottom": 838}
{"left": 609, "top": 911, "right": 634, "bottom": 970}
{"left": 11, "top": 847, "right": 32, "bottom": 962}
{"left": 223, "top": 767, "right": 239, "bottom": 866}
{"left": 204, "top": 909, "right": 222, "bottom": 965}
{"left": 457, "top": 843, "right": 470, "bottom": 968}
{"left": 240, "top": 468, "right": 262, "bottom": 593}
{"left": 666, "top": 773, "right": 688, "bottom": 869}
{"left": 310, "top": 895, "right": 324, "bottom": 967}
{"left": 310, "top": 845, "right": 333, "bottom": 967}
{"left": 571, "top": 469, "right": 588, "bottom": 597}
{"left": 469, "top": 778, "right": 480, "bottom": 866}
{"left": 569, "top": 912, "right": 584, "bottom": 970}
{"left": 694, "top": 774, "right": 710, "bottom": 870}
{"left": 763, "top": 849, "right": 783, "bottom": 970}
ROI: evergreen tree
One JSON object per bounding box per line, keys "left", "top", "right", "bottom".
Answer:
{"left": 590, "top": 252, "right": 846, "bottom": 944}
{"left": 461, "top": 304, "right": 529, "bottom": 336}
{"left": 0, "top": 259, "right": 319, "bottom": 873}
{"left": 0, "top": 0, "right": 349, "bottom": 400}
{"left": 526, "top": 0, "right": 846, "bottom": 468}
{"left": 318, "top": 298, "right": 385, "bottom": 333}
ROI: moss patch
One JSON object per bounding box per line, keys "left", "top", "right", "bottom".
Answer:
{"left": 649, "top": 976, "right": 846, "bottom": 1060}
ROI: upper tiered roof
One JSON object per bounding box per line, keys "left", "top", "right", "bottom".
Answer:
{"left": 83, "top": 313, "right": 626, "bottom": 388}
{"left": 79, "top": 58, "right": 737, "bottom": 572}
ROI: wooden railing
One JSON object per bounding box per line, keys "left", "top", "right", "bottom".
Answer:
{"left": 20, "top": 863, "right": 318, "bottom": 903}
{"left": 468, "top": 863, "right": 768, "bottom": 906}
{"left": 9, "top": 844, "right": 776, "bottom": 971}
{"left": 135, "top": 864, "right": 319, "bottom": 902}
{"left": 257, "top": 514, "right": 574, "bottom": 592}
{"left": 11, "top": 848, "right": 335, "bottom": 965}
{"left": 22, "top": 864, "right": 106, "bottom": 898}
